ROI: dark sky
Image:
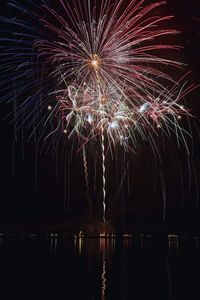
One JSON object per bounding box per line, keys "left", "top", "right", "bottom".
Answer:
{"left": 0, "top": 0, "right": 200, "bottom": 233}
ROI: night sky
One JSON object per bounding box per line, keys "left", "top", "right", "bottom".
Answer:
{"left": 0, "top": 0, "right": 200, "bottom": 233}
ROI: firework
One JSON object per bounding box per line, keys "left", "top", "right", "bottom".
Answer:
{"left": 0, "top": 0, "right": 197, "bottom": 224}
{"left": 0, "top": 1, "right": 184, "bottom": 131}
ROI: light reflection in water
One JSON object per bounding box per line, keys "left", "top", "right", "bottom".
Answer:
{"left": 100, "top": 238, "right": 106, "bottom": 300}
{"left": 70, "top": 233, "right": 200, "bottom": 299}
{"left": 74, "top": 231, "right": 84, "bottom": 257}
{"left": 168, "top": 234, "right": 179, "bottom": 252}
{"left": 79, "top": 237, "right": 83, "bottom": 257}
{"left": 101, "top": 255, "right": 106, "bottom": 300}
{"left": 50, "top": 234, "right": 58, "bottom": 253}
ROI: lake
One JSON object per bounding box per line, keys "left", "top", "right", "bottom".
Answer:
{"left": 0, "top": 233, "right": 199, "bottom": 299}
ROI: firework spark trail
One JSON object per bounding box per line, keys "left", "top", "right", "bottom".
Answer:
{"left": 64, "top": 148, "right": 67, "bottom": 211}
{"left": 94, "top": 61, "right": 107, "bottom": 224}
{"left": 101, "top": 124, "right": 106, "bottom": 225}
{"left": 82, "top": 145, "right": 92, "bottom": 218}
{"left": 82, "top": 146, "right": 89, "bottom": 196}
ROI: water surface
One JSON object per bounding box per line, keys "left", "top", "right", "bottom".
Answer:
{"left": 0, "top": 233, "right": 199, "bottom": 299}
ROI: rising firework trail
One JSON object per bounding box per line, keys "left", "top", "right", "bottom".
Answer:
{"left": 0, "top": 0, "right": 198, "bottom": 225}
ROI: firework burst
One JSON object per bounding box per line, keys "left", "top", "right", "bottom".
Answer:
{"left": 0, "top": 0, "right": 198, "bottom": 225}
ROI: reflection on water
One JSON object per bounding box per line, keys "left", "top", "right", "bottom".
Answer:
{"left": 50, "top": 233, "right": 58, "bottom": 253}
{"left": 0, "top": 233, "right": 199, "bottom": 299}
{"left": 101, "top": 252, "right": 106, "bottom": 300}
{"left": 99, "top": 238, "right": 106, "bottom": 300}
